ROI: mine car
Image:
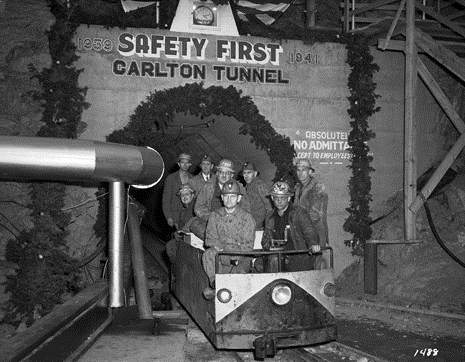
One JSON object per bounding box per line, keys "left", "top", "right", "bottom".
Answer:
{"left": 171, "top": 232, "right": 337, "bottom": 359}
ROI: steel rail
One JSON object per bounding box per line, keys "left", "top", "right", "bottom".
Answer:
{"left": 284, "top": 342, "right": 392, "bottom": 362}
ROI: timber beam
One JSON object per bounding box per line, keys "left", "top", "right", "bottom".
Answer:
{"left": 380, "top": 0, "right": 406, "bottom": 51}
{"left": 416, "top": 3, "right": 465, "bottom": 40}
{"left": 417, "top": 59, "right": 465, "bottom": 135}
{"left": 415, "top": 28, "right": 465, "bottom": 84}
{"left": 378, "top": 39, "right": 424, "bottom": 52}
{"left": 410, "top": 132, "right": 465, "bottom": 213}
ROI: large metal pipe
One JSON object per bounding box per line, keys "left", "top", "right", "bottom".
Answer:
{"left": 108, "top": 182, "right": 126, "bottom": 307}
{"left": 0, "top": 136, "right": 164, "bottom": 188}
{"left": 0, "top": 136, "right": 165, "bottom": 308}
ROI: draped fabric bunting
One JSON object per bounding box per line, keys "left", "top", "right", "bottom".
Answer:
{"left": 234, "top": 0, "right": 292, "bottom": 25}
{"left": 121, "top": 0, "right": 157, "bottom": 13}
{"left": 121, "top": 0, "right": 292, "bottom": 25}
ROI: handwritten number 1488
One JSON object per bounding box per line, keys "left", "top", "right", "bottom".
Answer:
{"left": 414, "top": 348, "right": 438, "bottom": 357}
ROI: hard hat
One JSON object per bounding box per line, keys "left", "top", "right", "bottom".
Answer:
{"left": 200, "top": 155, "right": 213, "bottom": 164}
{"left": 270, "top": 181, "right": 294, "bottom": 197}
{"left": 177, "top": 153, "right": 192, "bottom": 162}
{"left": 217, "top": 159, "right": 234, "bottom": 173}
{"left": 177, "top": 184, "right": 195, "bottom": 196}
{"left": 294, "top": 158, "right": 315, "bottom": 171}
{"left": 242, "top": 162, "right": 257, "bottom": 172}
{"left": 221, "top": 180, "right": 243, "bottom": 195}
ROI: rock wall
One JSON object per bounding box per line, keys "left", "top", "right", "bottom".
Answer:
{"left": 0, "top": 0, "right": 51, "bottom": 306}
{"left": 0, "top": 0, "right": 100, "bottom": 309}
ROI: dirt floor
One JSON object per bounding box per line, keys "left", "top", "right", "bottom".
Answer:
{"left": 335, "top": 297, "right": 465, "bottom": 342}
{"left": 336, "top": 181, "right": 465, "bottom": 316}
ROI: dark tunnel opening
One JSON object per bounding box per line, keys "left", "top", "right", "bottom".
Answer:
{"left": 130, "top": 111, "right": 277, "bottom": 240}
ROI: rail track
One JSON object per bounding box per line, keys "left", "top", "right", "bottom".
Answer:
{"left": 283, "top": 342, "right": 391, "bottom": 362}
{"left": 231, "top": 342, "right": 391, "bottom": 362}
{"left": 2, "top": 226, "right": 397, "bottom": 362}
{"left": 185, "top": 317, "right": 390, "bottom": 362}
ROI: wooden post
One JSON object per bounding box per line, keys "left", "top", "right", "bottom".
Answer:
{"left": 344, "top": 0, "right": 350, "bottom": 33}
{"left": 306, "top": 0, "right": 316, "bottom": 28}
{"left": 128, "top": 202, "right": 153, "bottom": 319}
{"left": 404, "top": 0, "right": 417, "bottom": 241}
{"left": 364, "top": 243, "right": 378, "bottom": 295}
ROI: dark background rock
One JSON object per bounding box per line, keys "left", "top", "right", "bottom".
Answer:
{"left": 337, "top": 177, "right": 465, "bottom": 314}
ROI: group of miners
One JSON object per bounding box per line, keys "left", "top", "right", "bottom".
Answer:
{"left": 163, "top": 153, "right": 328, "bottom": 298}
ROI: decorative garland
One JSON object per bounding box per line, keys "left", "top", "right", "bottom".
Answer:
{"left": 107, "top": 34, "right": 380, "bottom": 257}
{"left": 108, "top": 82, "right": 296, "bottom": 184}
{"left": 2, "top": 1, "right": 89, "bottom": 327}
{"left": 342, "top": 34, "right": 380, "bottom": 256}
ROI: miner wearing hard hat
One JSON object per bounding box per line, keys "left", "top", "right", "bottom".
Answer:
{"left": 191, "top": 159, "right": 251, "bottom": 239}
{"left": 165, "top": 184, "right": 197, "bottom": 265}
{"left": 162, "top": 153, "right": 194, "bottom": 229}
{"left": 262, "top": 181, "right": 320, "bottom": 271}
{"left": 202, "top": 179, "right": 256, "bottom": 299}
{"left": 293, "top": 158, "right": 329, "bottom": 250}
{"left": 241, "top": 162, "right": 272, "bottom": 230}
{"left": 188, "top": 154, "right": 216, "bottom": 195}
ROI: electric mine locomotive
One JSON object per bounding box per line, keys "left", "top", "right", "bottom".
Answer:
{"left": 171, "top": 232, "right": 337, "bottom": 359}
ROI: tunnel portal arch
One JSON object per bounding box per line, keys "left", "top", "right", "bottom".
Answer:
{"left": 107, "top": 82, "right": 296, "bottom": 236}
{"left": 108, "top": 82, "right": 295, "bottom": 183}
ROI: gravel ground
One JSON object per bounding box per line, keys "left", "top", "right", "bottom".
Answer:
{"left": 336, "top": 296, "right": 465, "bottom": 342}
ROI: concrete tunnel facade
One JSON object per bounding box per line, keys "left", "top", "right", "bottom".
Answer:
{"left": 74, "top": 25, "right": 450, "bottom": 277}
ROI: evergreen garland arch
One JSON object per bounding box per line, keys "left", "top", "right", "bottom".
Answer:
{"left": 107, "top": 82, "right": 296, "bottom": 184}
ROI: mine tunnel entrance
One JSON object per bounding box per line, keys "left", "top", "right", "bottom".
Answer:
{"left": 127, "top": 84, "right": 286, "bottom": 240}
{"left": 133, "top": 112, "right": 276, "bottom": 239}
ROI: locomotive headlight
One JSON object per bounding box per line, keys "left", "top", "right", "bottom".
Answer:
{"left": 217, "top": 288, "right": 232, "bottom": 303}
{"left": 323, "top": 282, "right": 336, "bottom": 297}
{"left": 271, "top": 284, "right": 292, "bottom": 306}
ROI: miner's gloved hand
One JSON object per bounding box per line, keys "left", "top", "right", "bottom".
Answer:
{"left": 309, "top": 245, "right": 321, "bottom": 254}
{"left": 261, "top": 236, "right": 271, "bottom": 251}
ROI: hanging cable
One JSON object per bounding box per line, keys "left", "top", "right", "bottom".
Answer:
{"left": 420, "top": 193, "right": 465, "bottom": 269}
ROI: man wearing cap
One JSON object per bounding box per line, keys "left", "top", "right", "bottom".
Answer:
{"left": 262, "top": 181, "right": 320, "bottom": 271}
{"left": 188, "top": 155, "right": 216, "bottom": 195}
{"left": 191, "top": 159, "right": 251, "bottom": 239}
{"left": 165, "top": 184, "right": 197, "bottom": 264}
{"left": 242, "top": 162, "right": 272, "bottom": 230}
{"left": 293, "top": 158, "right": 329, "bottom": 250}
{"left": 202, "top": 180, "right": 256, "bottom": 298}
{"left": 162, "top": 153, "right": 194, "bottom": 229}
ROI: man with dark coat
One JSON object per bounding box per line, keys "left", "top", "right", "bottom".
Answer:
{"left": 188, "top": 154, "right": 216, "bottom": 195}
{"left": 293, "top": 158, "right": 329, "bottom": 247}
{"left": 262, "top": 181, "right": 320, "bottom": 272}
{"left": 165, "top": 184, "right": 197, "bottom": 264}
{"left": 162, "top": 153, "right": 193, "bottom": 229}
{"left": 241, "top": 162, "right": 272, "bottom": 230}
